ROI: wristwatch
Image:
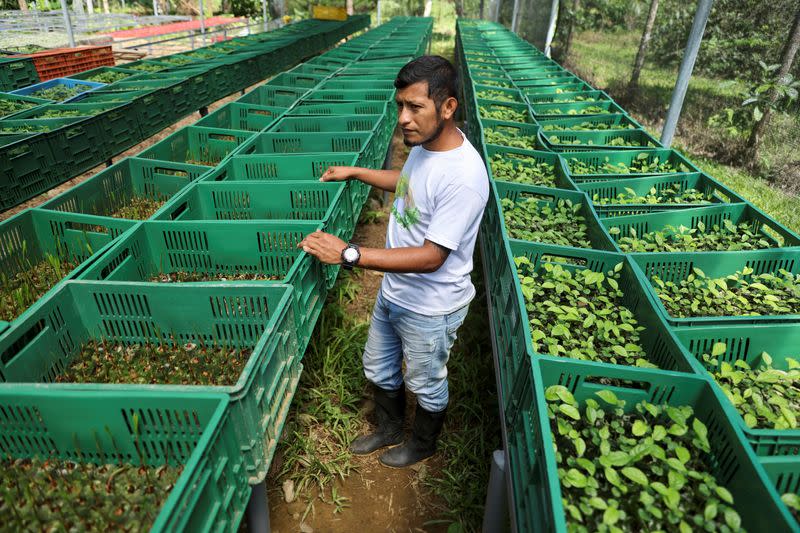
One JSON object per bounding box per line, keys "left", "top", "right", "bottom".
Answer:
{"left": 341, "top": 243, "right": 361, "bottom": 270}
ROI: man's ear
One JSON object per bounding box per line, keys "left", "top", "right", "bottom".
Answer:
{"left": 440, "top": 96, "right": 458, "bottom": 120}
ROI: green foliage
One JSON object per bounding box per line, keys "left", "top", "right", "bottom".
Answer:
{"left": 479, "top": 105, "right": 529, "bottom": 122}
{"left": 501, "top": 197, "right": 592, "bottom": 248}
{"left": 649, "top": 0, "right": 800, "bottom": 82}
{"left": 515, "top": 258, "right": 652, "bottom": 367}
{"left": 549, "top": 134, "right": 656, "bottom": 148}
{"left": 541, "top": 120, "right": 636, "bottom": 132}
{"left": 490, "top": 153, "right": 558, "bottom": 187}
{"left": 85, "top": 70, "right": 133, "bottom": 84}
{"left": 0, "top": 98, "right": 36, "bottom": 118}
{"left": 476, "top": 89, "right": 518, "bottom": 102}
{"left": 231, "top": 0, "right": 261, "bottom": 17}
{"left": 0, "top": 456, "right": 182, "bottom": 530}
{"left": 536, "top": 104, "right": 611, "bottom": 116}
{"left": 709, "top": 61, "right": 800, "bottom": 138}
{"left": 484, "top": 127, "right": 538, "bottom": 150}
{"left": 568, "top": 153, "right": 691, "bottom": 175}
{"left": 612, "top": 220, "right": 775, "bottom": 253}
{"left": 546, "top": 388, "right": 745, "bottom": 532}
{"left": 0, "top": 251, "right": 77, "bottom": 322}
{"left": 592, "top": 184, "right": 710, "bottom": 205}
{"left": 110, "top": 196, "right": 165, "bottom": 220}
{"left": 703, "top": 347, "right": 800, "bottom": 430}
{"left": 652, "top": 266, "right": 800, "bottom": 318}
{"left": 31, "top": 83, "right": 93, "bottom": 102}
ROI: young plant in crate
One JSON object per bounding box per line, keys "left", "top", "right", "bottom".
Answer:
{"left": 501, "top": 197, "right": 592, "bottom": 248}
{"left": 612, "top": 221, "right": 774, "bottom": 253}
{"left": 490, "top": 154, "right": 557, "bottom": 187}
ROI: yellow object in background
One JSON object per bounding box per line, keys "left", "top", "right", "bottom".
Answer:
{"left": 312, "top": 5, "right": 347, "bottom": 21}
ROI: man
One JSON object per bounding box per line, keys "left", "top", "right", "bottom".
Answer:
{"left": 298, "top": 55, "right": 489, "bottom": 468}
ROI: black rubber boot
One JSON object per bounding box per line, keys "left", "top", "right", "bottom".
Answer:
{"left": 379, "top": 403, "right": 446, "bottom": 468}
{"left": 349, "top": 385, "right": 406, "bottom": 455}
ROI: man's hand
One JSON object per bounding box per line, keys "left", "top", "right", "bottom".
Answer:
{"left": 320, "top": 166, "right": 356, "bottom": 183}
{"left": 298, "top": 230, "right": 347, "bottom": 265}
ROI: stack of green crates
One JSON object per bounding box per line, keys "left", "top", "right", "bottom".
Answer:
{"left": 457, "top": 18, "right": 800, "bottom": 533}
{"left": 0, "top": 17, "right": 433, "bottom": 530}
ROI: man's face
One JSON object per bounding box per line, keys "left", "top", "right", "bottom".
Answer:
{"left": 395, "top": 81, "right": 445, "bottom": 147}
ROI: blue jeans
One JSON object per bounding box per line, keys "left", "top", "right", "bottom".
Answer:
{"left": 362, "top": 290, "right": 470, "bottom": 412}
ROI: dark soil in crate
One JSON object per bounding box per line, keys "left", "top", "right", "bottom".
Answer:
{"left": 56, "top": 340, "right": 253, "bottom": 386}
{"left": 0, "top": 456, "right": 182, "bottom": 531}
{"left": 0, "top": 256, "right": 78, "bottom": 322}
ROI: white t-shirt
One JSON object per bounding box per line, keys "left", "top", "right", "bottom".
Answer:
{"left": 381, "top": 129, "right": 489, "bottom": 315}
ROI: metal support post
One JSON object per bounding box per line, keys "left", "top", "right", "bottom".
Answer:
{"left": 261, "top": 0, "right": 268, "bottom": 31}
{"left": 660, "top": 0, "right": 713, "bottom": 147}
{"left": 152, "top": 0, "right": 158, "bottom": 16}
{"left": 376, "top": 0, "right": 381, "bottom": 26}
{"left": 543, "top": 0, "right": 559, "bottom": 56}
{"left": 483, "top": 450, "right": 509, "bottom": 533}
{"left": 59, "top": 0, "right": 76, "bottom": 47}
{"left": 199, "top": 0, "right": 206, "bottom": 46}
{"left": 246, "top": 481, "right": 270, "bottom": 533}
{"left": 511, "top": 0, "right": 520, "bottom": 32}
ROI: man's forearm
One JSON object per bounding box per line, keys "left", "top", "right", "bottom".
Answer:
{"left": 358, "top": 245, "right": 446, "bottom": 274}
{"left": 353, "top": 168, "right": 401, "bottom": 192}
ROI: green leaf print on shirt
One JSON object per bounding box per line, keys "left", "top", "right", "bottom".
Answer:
{"left": 392, "top": 173, "right": 420, "bottom": 229}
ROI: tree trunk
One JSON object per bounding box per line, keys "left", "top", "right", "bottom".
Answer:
{"left": 102, "top": 0, "right": 109, "bottom": 13}
{"left": 562, "top": 0, "right": 579, "bottom": 59}
{"left": 73, "top": 0, "right": 84, "bottom": 14}
{"left": 86, "top": 0, "right": 94, "bottom": 14}
{"left": 423, "top": 0, "right": 432, "bottom": 16}
{"left": 748, "top": 8, "right": 800, "bottom": 167}
{"left": 627, "top": 0, "right": 659, "bottom": 96}
{"left": 346, "top": 0, "right": 353, "bottom": 14}
{"left": 479, "top": 0, "right": 484, "bottom": 18}
{"left": 18, "top": 0, "right": 28, "bottom": 11}
{"left": 454, "top": 0, "right": 464, "bottom": 17}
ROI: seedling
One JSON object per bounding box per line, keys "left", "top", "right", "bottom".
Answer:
{"left": 515, "top": 258, "right": 651, "bottom": 367}
{"left": 0, "top": 99, "right": 36, "bottom": 117}
{"left": 490, "top": 153, "right": 557, "bottom": 187}
{"left": 479, "top": 105, "right": 528, "bottom": 122}
{"left": 484, "top": 127, "right": 537, "bottom": 150}
{"left": 109, "top": 196, "right": 166, "bottom": 220}
{"left": 58, "top": 339, "right": 252, "bottom": 386}
{"left": 542, "top": 121, "right": 636, "bottom": 132}
{"left": 476, "top": 89, "right": 517, "bottom": 102}
{"left": 0, "top": 455, "right": 182, "bottom": 530}
{"left": 546, "top": 386, "right": 745, "bottom": 531}
{"left": 569, "top": 153, "right": 692, "bottom": 175}
{"left": 592, "top": 184, "right": 710, "bottom": 205}
{"left": 611, "top": 220, "right": 774, "bottom": 253}
{"left": 31, "top": 84, "right": 94, "bottom": 102}
{"left": 537, "top": 105, "right": 610, "bottom": 116}
{"left": 652, "top": 266, "right": 800, "bottom": 318}
{"left": 549, "top": 135, "right": 657, "bottom": 148}
{"left": 701, "top": 343, "right": 799, "bottom": 430}
{"left": 86, "top": 71, "right": 132, "bottom": 84}
{"left": 502, "top": 197, "right": 592, "bottom": 248}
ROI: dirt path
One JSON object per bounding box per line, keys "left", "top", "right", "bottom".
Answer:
{"left": 266, "top": 131, "right": 453, "bottom": 533}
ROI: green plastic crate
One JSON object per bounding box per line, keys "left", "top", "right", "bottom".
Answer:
{"left": 154, "top": 180, "right": 355, "bottom": 240}
{"left": 0, "top": 280, "right": 299, "bottom": 484}
{"left": 521, "top": 82, "right": 594, "bottom": 95}
{"left": 579, "top": 172, "right": 746, "bottom": 217}
{"left": 494, "top": 240, "right": 697, "bottom": 410}
{"left": 301, "top": 88, "right": 396, "bottom": 103}
{"left": 507, "top": 356, "right": 795, "bottom": 533}
{"left": 317, "top": 78, "right": 396, "bottom": 91}
{"left": 530, "top": 99, "right": 625, "bottom": 117}
{"left": 540, "top": 127, "right": 660, "bottom": 152}
{"left": 525, "top": 89, "right": 609, "bottom": 104}
{"left": 0, "top": 56, "right": 40, "bottom": 91}
{"left": 483, "top": 144, "right": 575, "bottom": 190}
{"left": 512, "top": 75, "right": 585, "bottom": 88}
{"left": 469, "top": 74, "right": 515, "bottom": 88}
{"left": 77, "top": 220, "right": 326, "bottom": 349}
{"left": 476, "top": 98, "right": 534, "bottom": 123}
{"left": 239, "top": 85, "right": 310, "bottom": 108}
{"left": 0, "top": 91, "right": 49, "bottom": 119}
{"left": 237, "top": 131, "right": 372, "bottom": 156}
{"left": 0, "top": 387, "right": 250, "bottom": 532}
{"left": 630, "top": 248, "right": 800, "bottom": 327}
{"left": 70, "top": 66, "right": 139, "bottom": 84}
{"left": 536, "top": 113, "right": 642, "bottom": 134}
{"left": 673, "top": 322, "right": 800, "bottom": 456}
{"left": 0, "top": 208, "right": 135, "bottom": 324}
{"left": 265, "top": 71, "right": 327, "bottom": 89}
{"left": 288, "top": 100, "right": 388, "bottom": 116}
{"left": 139, "top": 125, "right": 253, "bottom": 167}
{"left": 494, "top": 181, "right": 616, "bottom": 251}
{"left": 202, "top": 153, "right": 363, "bottom": 221}
{"left": 40, "top": 157, "right": 208, "bottom": 220}
{"left": 602, "top": 203, "right": 800, "bottom": 252}
{"left": 760, "top": 456, "right": 800, "bottom": 525}
{"left": 565, "top": 148, "right": 700, "bottom": 181}
{"left": 474, "top": 83, "right": 525, "bottom": 103}
{"left": 270, "top": 114, "right": 383, "bottom": 134}
{"left": 0, "top": 132, "right": 56, "bottom": 210}
{"left": 479, "top": 117, "right": 542, "bottom": 150}
{"left": 195, "top": 102, "right": 286, "bottom": 132}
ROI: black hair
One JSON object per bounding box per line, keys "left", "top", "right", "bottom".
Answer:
{"left": 394, "top": 55, "right": 460, "bottom": 108}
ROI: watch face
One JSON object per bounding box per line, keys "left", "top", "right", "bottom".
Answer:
{"left": 343, "top": 247, "right": 359, "bottom": 262}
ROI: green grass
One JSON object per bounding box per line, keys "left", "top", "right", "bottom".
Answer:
{"left": 567, "top": 29, "right": 800, "bottom": 234}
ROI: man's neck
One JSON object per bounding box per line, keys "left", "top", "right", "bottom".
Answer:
{"left": 422, "top": 122, "right": 463, "bottom": 152}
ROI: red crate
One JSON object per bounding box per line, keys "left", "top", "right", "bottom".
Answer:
{"left": 22, "top": 46, "right": 115, "bottom": 81}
